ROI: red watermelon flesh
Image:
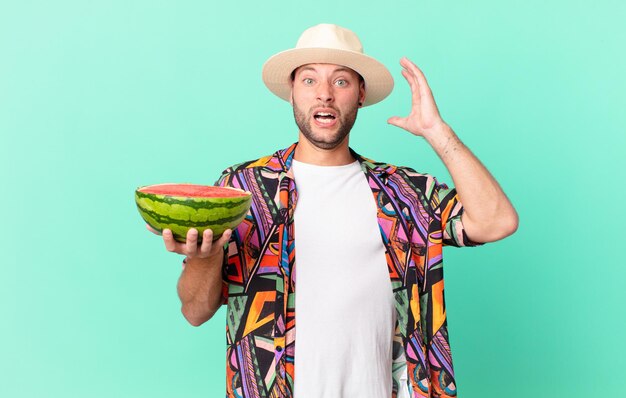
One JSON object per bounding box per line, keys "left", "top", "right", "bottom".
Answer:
{"left": 137, "top": 183, "right": 249, "bottom": 197}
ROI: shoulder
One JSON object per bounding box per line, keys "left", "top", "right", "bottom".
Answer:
{"left": 375, "top": 161, "right": 452, "bottom": 207}
{"left": 220, "top": 154, "right": 276, "bottom": 174}
{"left": 393, "top": 166, "right": 449, "bottom": 193}
{"left": 213, "top": 148, "right": 286, "bottom": 187}
{"left": 361, "top": 154, "right": 445, "bottom": 195}
{"left": 354, "top": 149, "right": 445, "bottom": 193}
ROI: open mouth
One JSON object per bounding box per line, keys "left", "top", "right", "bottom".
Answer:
{"left": 313, "top": 111, "right": 337, "bottom": 125}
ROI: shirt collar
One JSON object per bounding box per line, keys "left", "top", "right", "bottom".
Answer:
{"left": 273, "top": 142, "right": 397, "bottom": 178}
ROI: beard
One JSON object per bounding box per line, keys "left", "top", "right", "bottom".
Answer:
{"left": 292, "top": 100, "right": 359, "bottom": 150}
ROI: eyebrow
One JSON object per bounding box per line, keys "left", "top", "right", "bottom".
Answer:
{"left": 297, "top": 66, "right": 354, "bottom": 75}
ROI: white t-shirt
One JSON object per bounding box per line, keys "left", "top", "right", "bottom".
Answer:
{"left": 291, "top": 158, "right": 405, "bottom": 398}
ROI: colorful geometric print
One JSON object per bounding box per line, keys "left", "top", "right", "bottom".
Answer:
{"left": 212, "top": 142, "right": 484, "bottom": 398}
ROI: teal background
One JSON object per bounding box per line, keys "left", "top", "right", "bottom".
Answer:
{"left": 1, "top": 0, "right": 624, "bottom": 396}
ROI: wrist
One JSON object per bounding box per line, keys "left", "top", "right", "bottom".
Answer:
{"left": 184, "top": 252, "right": 222, "bottom": 270}
{"left": 421, "top": 121, "right": 451, "bottom": 143}
{"left": 424, "top": 124, "right": 461, "bottom": 156}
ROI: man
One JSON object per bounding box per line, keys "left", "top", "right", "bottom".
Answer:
{"left": 150, "top": 24, "right": 518, "bottom": 398}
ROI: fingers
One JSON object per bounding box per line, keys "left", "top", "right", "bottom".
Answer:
{"left": 161, "top": 227, "right": 200, "bottom": 257}
{"left": 195, "top": 228, "right": 233, "bottom": 257}
{"left": 184, "top": 228, "right": 199, "bottom": 256}
{"left": 401, "top": 69, "right": 422, "bottom": 111}
{"left": 146, "top": 224, "right": 161, "bottom": 235}
{"left": 400, "top": 57, "right": 433, "bottom": 99}
{"left": 391, "top": 59, "right": 422, "bottom": 130}
{"left": 198, "top": 228, "right": 214, "bottom": 257}
{"left": 162, "top": 229, "right": 178, "bottom": 252}
{"left": 160, "top": 227, "right": 233, "bottom": 259}
{"left": 401, "top": 68, "right": 419, "bottom": 97}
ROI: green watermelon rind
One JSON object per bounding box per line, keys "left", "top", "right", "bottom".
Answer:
{"left": 135, "top": 185, "right": 252, "bottom": 243}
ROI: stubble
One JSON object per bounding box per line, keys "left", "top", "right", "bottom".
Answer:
{"left": 292, "top": 101, "right": 360, "bottom": 150}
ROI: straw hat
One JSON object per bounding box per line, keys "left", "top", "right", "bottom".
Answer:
{"left": 262, "top": 23, "right": 394, "bottom": 107}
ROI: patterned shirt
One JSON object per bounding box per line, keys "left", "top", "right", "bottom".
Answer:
{"left": 213, "top": 142, "right": 484, "bottom": 397}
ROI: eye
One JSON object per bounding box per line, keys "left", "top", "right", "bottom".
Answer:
{"left": 303, "top": 78, "right": 314, "bottom": 85}
{"left": 335, "top": 79, "right": 348, "bottom": 87}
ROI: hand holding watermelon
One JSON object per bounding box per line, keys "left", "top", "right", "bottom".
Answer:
{"left": 146, "top": 224, "right": 232, "bottom": 260}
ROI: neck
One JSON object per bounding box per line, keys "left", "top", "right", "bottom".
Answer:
{"left": 293, "top": 133, "right": 355, "bottom": 166}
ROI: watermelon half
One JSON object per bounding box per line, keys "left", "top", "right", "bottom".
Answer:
{"left": 135, "top": 183, "right": 252, "bottom": 242}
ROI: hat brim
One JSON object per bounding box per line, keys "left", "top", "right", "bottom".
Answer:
{"left": 262, "top": 47, "right": 394, "bottom": 107}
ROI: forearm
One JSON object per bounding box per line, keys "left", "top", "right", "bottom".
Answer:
{"left": 177, "top": 253, "right": 224, "bottom": 326}
{"left": 423, "top": 123, "right": 518, "bottom": 241}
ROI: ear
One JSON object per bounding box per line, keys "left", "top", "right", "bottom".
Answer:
{"left": 359, "top": 81, "right": 366, "bottom": 107}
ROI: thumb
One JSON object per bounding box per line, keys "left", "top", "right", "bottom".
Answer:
{"left": 387, "top": 116, "right": 408, "bottom": 130}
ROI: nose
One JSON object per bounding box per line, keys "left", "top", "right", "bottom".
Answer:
{"left": 316, "top": 80, "right": 334, "bottom": 103}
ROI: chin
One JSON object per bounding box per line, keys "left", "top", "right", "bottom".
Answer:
{"left": 304, "top": 130, "right": 349, "bottom": 150}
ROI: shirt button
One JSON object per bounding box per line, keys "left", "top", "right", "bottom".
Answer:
{"left": 276, "top": 346, "right": 283, "bottom": 352}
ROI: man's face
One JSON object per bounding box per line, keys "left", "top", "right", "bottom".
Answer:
{"left": 290, "top": 63, "right": 366, "bottom": 150}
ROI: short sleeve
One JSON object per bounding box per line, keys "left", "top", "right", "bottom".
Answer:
{"left": 432, "top": 177, "right": 485, "bottom": 248}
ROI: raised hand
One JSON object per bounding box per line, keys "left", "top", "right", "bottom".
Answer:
{"left": 387, "top": 57, "right": 447, "bottom": 138}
